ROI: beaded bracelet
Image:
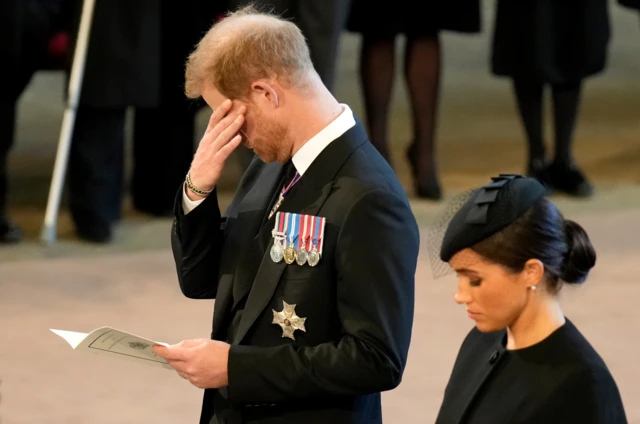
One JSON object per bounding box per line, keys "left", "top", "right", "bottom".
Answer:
{"left": 185, "top": 172, "right": 214, "bottom": 197}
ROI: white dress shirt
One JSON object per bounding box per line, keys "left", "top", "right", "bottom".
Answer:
{"left": 182, "top": 104, "right": 356, "bottom": 214}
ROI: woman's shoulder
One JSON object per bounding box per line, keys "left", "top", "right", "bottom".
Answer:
{"left": 549, "top": 318, "right": 610, "bottom": 369}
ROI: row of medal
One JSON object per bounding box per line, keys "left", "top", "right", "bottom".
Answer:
{"left": 270, "top": 211, "right": 326, "bottom": 267}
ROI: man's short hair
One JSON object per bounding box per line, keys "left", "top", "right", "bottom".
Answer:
{"left": 185, "top": 5, "right": 314, "bottom": 99}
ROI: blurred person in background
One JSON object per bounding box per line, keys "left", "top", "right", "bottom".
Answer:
{"left": 66, "top": 0, "right": 219, "bottom": 243}
{"left": 491, "top": 0, "right": 610, "bottom": 198}
{"left": 346, "top": 1, "right": 482, "bottom": 200}
{"left": 0, "top": 0, "right": 69, "bottom": 243}
{"left": 131, "top": 0, "right": 223, "bottom": 217}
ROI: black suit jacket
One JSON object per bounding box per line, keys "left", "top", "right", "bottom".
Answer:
{"left": 171, "top": 122, "right": 419, "bottom": 424}
{"left": 435, "top": 319, "right": 627, "bottom": 424}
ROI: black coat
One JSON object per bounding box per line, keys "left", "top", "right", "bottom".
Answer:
{"left": 1, "top": 0, "right": 67, "bottom": 99}
{"left": 66, "top": 0, "right": 219, "bottom": 108}
{"left": 1, "top": 0, "right": 22, "bottom": 83}
{"left": 346, "top": 0, "right": 481, "bottom": 36}
{"left": 436, "top": 319, "right": 628, "bottom": 423}
{"left": 171, "top": 122, "right": 419, "bottom": 424}
{"left": 491, "top": 0, "right": 611, "bottom": 84}
{"left": 67, "top": 0, "right": 161, "bottom": 108}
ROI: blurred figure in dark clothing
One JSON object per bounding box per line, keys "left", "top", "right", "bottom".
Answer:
{"left": 346, "top": 1, "right": 481, "bottom": 201}
{"left": 492, "top": 0, "right": 610, "bottom": 198}
{"left": 66, "top": 0, "right": 219, "bottom": 243}
{"left": 131, "top": 2, "right": 219, "bottom": 217}
{"left": 0, "top": 0, "right": 69, "bottom": 243}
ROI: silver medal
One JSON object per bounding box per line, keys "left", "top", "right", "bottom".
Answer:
{"left": 296, "top": 248, "right": 308, "bottom": 266}
{"left": 308, "top": 246, "right": 320, "bottom": 267}
{"left": 270, "top": 235, "right": 285, "bottom": 263}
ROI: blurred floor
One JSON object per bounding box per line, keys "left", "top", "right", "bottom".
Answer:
{"left": 1, "top": 1, "right": 639, "bottom": 422}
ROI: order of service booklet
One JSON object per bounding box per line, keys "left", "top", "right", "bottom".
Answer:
{"left": 51, "top": 326, "right": 173, "bottom": 370}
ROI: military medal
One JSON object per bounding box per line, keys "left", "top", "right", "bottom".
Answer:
{"left": 268, "top": 170, "right": 301, "bottom": 220}
{"left": 308, "top": 216, "right": 326, "bottom": 267}
{"left": 296, "top": 214, "right": 310, "bottom": 266}
{"left": 270, "top": 212, "right": 287, "bottom": 263}
{"left": 272, "top": 300, "right": 307, "bottom": 340}
{"left": 270, "top": 234, "right": 285, "bottom": 263}
{"left": 284, "top": 212, "right": 297, "bottom": 264}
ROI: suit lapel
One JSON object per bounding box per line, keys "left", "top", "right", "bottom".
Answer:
{"left": 211, "top": 161, "right": 285, "bottom": 340}
{"left": 232, "top": 123, "right": 369, "bottom": 344}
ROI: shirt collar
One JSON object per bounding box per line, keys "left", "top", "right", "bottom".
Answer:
{"left": 291, "top": 104, "right": 356, "bottom": 176}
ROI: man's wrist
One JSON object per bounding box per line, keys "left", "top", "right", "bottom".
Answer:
{"left": 185, "top": 172, "right": 214, "bottom": 200}
{"left": 184, "top": 182, "right": 209, "bottom": 201}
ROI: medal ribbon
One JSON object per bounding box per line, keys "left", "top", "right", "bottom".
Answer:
{"left": 288, "top": 212, "right": 297, "bottom": 248}
{"left": 274, "top": 211, "right": 286, "bottom": 240}
{"left": 312, "top": 216, "right": 321, "bottom": 251}
{"left": 298, "top": 214, "right": 308, "bottom": 250}
{"left": 282, "top": 212, "right": 289, "bottom": 247}
{"left": 318, "top": 217, "right": 326, "bottom": 255}
{"left": 281, "top": 171, "right": 301, "bottom": 198}
{"left": 268, "top": 167, "right": 301, "bottom": 220}
{"left": 307, "top": 216, "right": 315, "bottom": 251}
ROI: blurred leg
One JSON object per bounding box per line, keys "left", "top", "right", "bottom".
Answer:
{"left": 358, "top": 34, "right": 396, "bottom": 162}
{"left": 68, "top": 107, "right": 126, "bottom": 243}
{"left": 404, "top": 33, "right": 442, "bottom": 200}
{"left": 548, "top": 80, "right": 593, "bottom": 197}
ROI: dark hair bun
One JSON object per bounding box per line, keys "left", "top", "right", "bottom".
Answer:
{"left": 561, "top": 220, "right": 596, "bottom": 284}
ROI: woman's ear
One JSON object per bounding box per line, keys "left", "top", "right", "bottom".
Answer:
{"left": 522, "top": 258, "right": 545, "bottom": 288}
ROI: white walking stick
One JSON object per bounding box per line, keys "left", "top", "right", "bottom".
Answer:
{"left": 40, "top": 0, "right": 96, "bottom": 244}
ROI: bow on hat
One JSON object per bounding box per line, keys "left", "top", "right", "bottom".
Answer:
{"left": 464, "top": 174, "right": 523, "bottom": 225}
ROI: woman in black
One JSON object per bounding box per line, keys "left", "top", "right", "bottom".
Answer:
{"left": 432, "top": 174, "right": 627, "bottom": 423}
{"left": 346, "top": 1, "right": 481, "bottom": 200}
{"left": 491, "top": 0, "right": 610, "bottom": 197}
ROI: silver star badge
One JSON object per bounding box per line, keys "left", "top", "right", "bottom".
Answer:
{"left": 272, "top": 301, "right": 307, "bottom": 340}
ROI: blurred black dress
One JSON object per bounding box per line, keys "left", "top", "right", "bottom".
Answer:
{"left": 346, "top": 0, "right": 481, "bottom": 36}
{"left": 491, "top": 0, "right": 610, "bottom": 84}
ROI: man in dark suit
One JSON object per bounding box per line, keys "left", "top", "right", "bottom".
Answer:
{"left": 153, "top": 6, "right": 418, "bottom": 424}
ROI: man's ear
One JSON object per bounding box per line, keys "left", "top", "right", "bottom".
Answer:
{"left": 250, "top": 81, "right": 279, "bottom": 107}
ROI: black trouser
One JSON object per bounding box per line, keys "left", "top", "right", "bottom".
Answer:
{"left": 0, "top": 37, "right": 47, "bottom": 217}
{"left": 68, "top": 105, "right": 196, "bottom": 230}
{"left": 68, "top": 107, "right": 126, "bottom": 231}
